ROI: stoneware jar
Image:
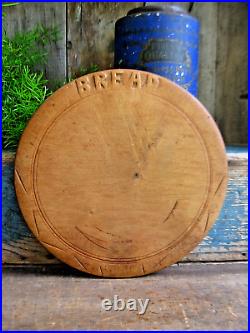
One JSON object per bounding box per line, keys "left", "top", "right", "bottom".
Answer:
{"left": 115, "top": 5, "right": 200, "bottom": 96}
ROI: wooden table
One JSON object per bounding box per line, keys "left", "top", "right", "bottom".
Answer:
{"left": 3, "top": 262, "right": 247, "bottom": 330}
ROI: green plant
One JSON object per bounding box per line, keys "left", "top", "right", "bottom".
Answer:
{"left": 2, "top": 25, "right": 58, "bottom": 149}
{"left": 2, "top": 3, "right": 19, "bottom": 8}
{"left": 2, "top": 6, "right": 99, "bottom": 149}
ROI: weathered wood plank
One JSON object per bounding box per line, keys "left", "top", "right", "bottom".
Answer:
{"left": 215, "top": 3, "right": 248, "bottom": 144}
{"left": 3, "top": 263, "right": 247, "bottom": 330}
{"left": 67, "top": 2, "right": 143, "bottom": 78}
{"left": 2, "top": 148, "right": 247, "bottom": 265}
{"left": 2, "top": 2, "right": 66, "bottom": 88}
{"left": 191, "top": 3, "right": 218, "bottom": 116}
{"left": 186, "top": 147, "right": 248, "bottom": 262}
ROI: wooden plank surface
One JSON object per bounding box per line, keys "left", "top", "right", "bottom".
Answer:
{"left": 67, "top": 2, "right": 143, "bottom": 78}
{"left": 2, "top": 2, "right": 67, "bottom": 89}
{"left": 2, "top": 262, "right": 247, "bottom": 330}
{"left": 2, "top": 148, "right": 247, "bottom": 265}
{"left": 215, "top": 3, "right": 248, "bottom": 144}
{"left": 191, "top": 3, "right": 218, "bottom": 117}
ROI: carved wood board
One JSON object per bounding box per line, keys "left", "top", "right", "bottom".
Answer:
{"left": 14, "top": 69, "right": 227, "bottom": 277}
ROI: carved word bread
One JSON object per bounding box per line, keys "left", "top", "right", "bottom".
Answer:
{"left": 15, "top": 69, "right": 227, "bottom": 277}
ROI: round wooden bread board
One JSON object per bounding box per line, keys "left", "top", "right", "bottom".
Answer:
{"left": 15, "top": 69, "right": 227, "bottom": 277}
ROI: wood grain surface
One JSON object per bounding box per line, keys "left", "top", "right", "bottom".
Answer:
{"left": 215, "top": 2, "right": 248, "bottom": 144}
{"left": 192, "top": 2, "right": 218, "bottom": 117}
{"left": 14, "top": 69, "right": 227, "bottom": 277}
{"left": 67, "top": 2, "right": 143, "bottom": 78}
{"left": 3, "top": 262, "right": 247, "bottom": 330}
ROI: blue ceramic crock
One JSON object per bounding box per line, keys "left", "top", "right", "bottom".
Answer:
{"left": 114, "top": 6, "right": 200, "bottom": 96}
